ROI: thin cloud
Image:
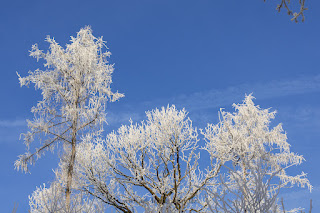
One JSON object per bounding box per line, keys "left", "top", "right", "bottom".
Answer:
{"left": 4, "top": 75, "right": 319, "bottom": 131}
{"left": 105, "top": 111, "right": 143, "bottom": 128}
{"left": 0, "top": 119, "right": 26, "bottom": 127}
{"left": 106, "top": 74, "right": 320, "bottom": 127}
{"left": 279, "top": 186, "right": 319, "bottom": 211}
{"left": 170, "top": 74, "right": 320, "bottom": 111}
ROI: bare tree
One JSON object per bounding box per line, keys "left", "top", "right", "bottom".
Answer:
{"left": 15, "top": 26, "right": 123, "bottom": 210}
{"left": 265, "top": 0, "right": 308, "bottom": 22}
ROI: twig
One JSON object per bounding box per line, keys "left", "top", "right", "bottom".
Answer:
{"left": 281, "top": 197, "right": 286, "bottom": 213}
{"left": 309, "top": 199, "right": 312, "bottom": 213}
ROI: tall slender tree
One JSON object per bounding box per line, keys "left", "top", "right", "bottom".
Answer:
{"left": 15, "top": 26, "right": 123, "bottom": 209}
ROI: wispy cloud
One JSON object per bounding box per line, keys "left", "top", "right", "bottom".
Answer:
{"left": 278, "top": 105, "right": 320, "bottom": 125}
{"left": 0, "top": 119, "right": 26, "bottom": 144}
{"left": 279, "top": 185, "right": 319, "bottom": 211}
{"left": 0, "top": 119, "right": 26, "bottom": 127}
{"left": 106, "top": 111, "right": 143, "bottom": 127}
{"left": 107, "top": 74, "right": 320, "bottom": 127}
{"left": 4, "top": 75, "right": 320, "bottom": 131}
{"left": 170, "top": 74, "right": 320, "bottom": 111}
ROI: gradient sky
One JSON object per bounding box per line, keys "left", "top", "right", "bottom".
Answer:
{"left": 1, "top": 0, "right": 320, "bottom": 212}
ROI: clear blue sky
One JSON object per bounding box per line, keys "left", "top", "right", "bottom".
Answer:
{"left": 1, "top": 0, "right": 319, "bottom": 212}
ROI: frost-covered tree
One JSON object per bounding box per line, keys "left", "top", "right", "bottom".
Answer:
{"left": 202, "top": 95, "right": 312, "bottom": 212}
{"left": 71, "top": 96, "right": 311, "bottom": 212}
{"left": 75, "top": 106, "right": 222, "bottom": 212}
{"left": 15, "top": 26, "right": 123, "bottom": 209}
{"left": 29, "top": 181, "right": 104, "bottom": 213}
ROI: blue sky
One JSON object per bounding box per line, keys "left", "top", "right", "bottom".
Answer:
{"left": 1, "top": 0, "right": 320, "bottom": 211}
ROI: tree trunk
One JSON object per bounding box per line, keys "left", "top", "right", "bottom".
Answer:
{"left": 66, "top": 120, "right": 78, "bottom": 210}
